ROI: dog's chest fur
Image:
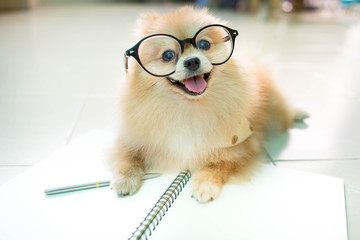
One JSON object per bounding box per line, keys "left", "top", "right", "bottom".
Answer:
{"left": 121, "top": 78, "right": 252, "bottom": 171}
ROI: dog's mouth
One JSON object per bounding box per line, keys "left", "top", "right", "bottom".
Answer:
{"left": 166, "top": 72, "right": 211, "bottom": 96}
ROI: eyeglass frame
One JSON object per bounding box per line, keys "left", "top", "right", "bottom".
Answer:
{"left": 124, "top": 24, "right": 239, "bottom": 77}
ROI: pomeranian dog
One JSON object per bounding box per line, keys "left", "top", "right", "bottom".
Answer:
{"left": 109, "top": 6, "right": 307, "bottom": 202}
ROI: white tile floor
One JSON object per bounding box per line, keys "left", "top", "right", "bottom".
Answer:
{"left": 0, "top": 3, "right": 359, "bottom": 239}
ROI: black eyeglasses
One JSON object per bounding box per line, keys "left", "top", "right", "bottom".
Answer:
{"left": 124, "top": 24, "right": 238, "bottom": 77}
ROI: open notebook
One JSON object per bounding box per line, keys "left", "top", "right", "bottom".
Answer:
{"left": 0, "top": 130, "right": 348, "bottom": 240}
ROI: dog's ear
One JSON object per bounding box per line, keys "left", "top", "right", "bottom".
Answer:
{"left": 139, "top": 13, "right": 159, "bottom": 25}
{"left": 137, "top": 12, "right": 160, "bottom": 36}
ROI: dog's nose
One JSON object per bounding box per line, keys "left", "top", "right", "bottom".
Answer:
{"left": 184, "top": 57, "right": 201, "bottom": 71}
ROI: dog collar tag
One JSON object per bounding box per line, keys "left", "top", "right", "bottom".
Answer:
{"left": 217, "top": 117, "right": 253, "bottom": 148}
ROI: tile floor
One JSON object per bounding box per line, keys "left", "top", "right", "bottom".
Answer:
{"left": 0, "top": 3, "right": 359, "bottom": 239}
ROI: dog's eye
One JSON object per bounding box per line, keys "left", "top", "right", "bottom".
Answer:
{"left": 162, "top": 50, "right": 176, "bottom": 62}
{"left": 197, "top": 40, "right": 211, "bottom": 50}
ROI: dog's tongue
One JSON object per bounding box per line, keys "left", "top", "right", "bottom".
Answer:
{"left": 184, "top": 75, "right": 207, "bottom": 93}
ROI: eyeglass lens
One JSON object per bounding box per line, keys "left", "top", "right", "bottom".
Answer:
{"left": 195, "top": 26, "right": 233, "bottom": 65}
{"left": 137, "top": 26, "right": 233, "bottom": 76}
{"left": 138, "top": 35, "right": 181, "bottom": 76}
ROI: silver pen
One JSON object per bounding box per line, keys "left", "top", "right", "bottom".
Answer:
{"left": 44, "top": 173, "right": 161, "bottom": 195}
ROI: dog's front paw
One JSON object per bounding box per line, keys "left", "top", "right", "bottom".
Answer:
{"left": 111, "top": 173, "right": 143, "bottom": 197}
{"left": 192, "top": 178, "right": 222, "bottom": 203}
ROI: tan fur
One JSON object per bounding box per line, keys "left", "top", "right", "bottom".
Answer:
{"left": 109, "top": 7, "right": 306, "bottom": 202}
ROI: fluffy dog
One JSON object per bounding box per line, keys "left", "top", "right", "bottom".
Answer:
{"left": 109, "top": 6, "right": 307, "bottom": 202}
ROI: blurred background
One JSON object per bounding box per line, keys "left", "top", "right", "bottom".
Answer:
{"left": 0, "top": 0, "right": 359, "bottom": 239}
{"left": 1, "top": 0, "right": 360, "bottom": 14}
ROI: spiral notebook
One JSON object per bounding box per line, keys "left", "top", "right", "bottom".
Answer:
{"left": 0, "top": 130, "right": 348, "bottom": 240}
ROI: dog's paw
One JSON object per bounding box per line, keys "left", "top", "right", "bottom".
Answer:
{"left": 111, "top": 173, "right": 142, "bottom": 197}
{"left": 291, "top": 109, "right": 310, "bottom": 129}
{"left": 295, "top": 109, "right": 310, "bottom": 121}
{"left": 191, "top": 179, "right": 222, "bottom": 203}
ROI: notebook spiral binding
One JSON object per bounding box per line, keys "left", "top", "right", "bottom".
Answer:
{"left": 129, "top": 170, "right": 191, "bottom": 240}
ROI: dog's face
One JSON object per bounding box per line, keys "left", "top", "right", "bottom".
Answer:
{"left": 130, "top": 7, "right": 234, "bottom": 99}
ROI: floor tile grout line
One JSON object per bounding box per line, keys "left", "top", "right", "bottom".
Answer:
{"left": 0, "top": 165, "right": 33, "bottom": 167}
{"left": 343, "top": 188, "right": 350, "bottom": 240}
{"left": 274, "top": 158, "right": 360, "bottom": 162}
{"left": 63, "top": 99, "right": 87, "bottom": 146}
{"left": 263, "top": 148, "right": 277, "bottom": 166}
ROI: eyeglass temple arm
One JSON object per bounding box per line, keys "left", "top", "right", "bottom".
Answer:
{"left": 124, "top": 49, "right": 136, "bottom": 73}
{"left": 223, "top": 29, "right": 238, "bottom": 42}
{"left": 124, "top": 53, "right": 129, "bottom": 73}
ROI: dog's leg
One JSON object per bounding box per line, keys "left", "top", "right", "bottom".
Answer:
{"left": 192, "top": 161, "right": 239, "bottom": 203}
{"left": 192, "top": 132, "right": 262, "bottom": 203}
{"left": 109, "top": 144, "right": 145, "bottom": 196}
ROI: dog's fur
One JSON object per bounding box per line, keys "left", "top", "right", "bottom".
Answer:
{"left": 109, "top": 7, "right": 307, "bottom": 202}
